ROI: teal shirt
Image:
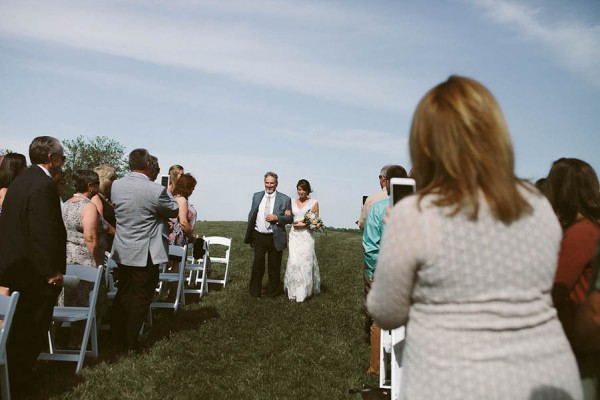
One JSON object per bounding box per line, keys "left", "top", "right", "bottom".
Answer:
{"left": 362, "top": 196, "right": 389, "bottom": 279}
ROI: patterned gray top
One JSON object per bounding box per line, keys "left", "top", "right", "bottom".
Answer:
{"left": 367, "top": 185, "right": 582, "bottom": 400}
{"left": 62, "top": 197, "right": 108, "bottom": 266}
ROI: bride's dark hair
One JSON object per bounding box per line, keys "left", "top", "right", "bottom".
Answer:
{"left": 297, "top": 179, "right": 312, "bottom": 194}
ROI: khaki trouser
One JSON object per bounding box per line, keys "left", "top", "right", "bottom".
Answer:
{"left": 364, "top": 266, "right": 380, "bottom": 374}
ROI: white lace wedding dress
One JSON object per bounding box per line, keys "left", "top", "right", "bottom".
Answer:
{"left": 284, "top": 198, "right": 321, "bottom": 302}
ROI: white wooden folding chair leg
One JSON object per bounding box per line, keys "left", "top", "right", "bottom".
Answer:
{"left": 47, "top": 330, "right": 55, "bottom": 354}
{"left": 390, "top": 326, "right": 406, "bottom": 400}
{"left": 379, "top": 329, "right": 392, "bottom": 389}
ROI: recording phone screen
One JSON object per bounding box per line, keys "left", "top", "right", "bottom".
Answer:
{"left": 390, "top": 178, "right": 416, "bottom": 205}
{"left": 161, "top": 176, "right": 169, "bottom": 188}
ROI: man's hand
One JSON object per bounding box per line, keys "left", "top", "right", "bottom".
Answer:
{"left": 47, "top": 273, "right": 64, "bottom": 287}
{"left": 265, "top": 214, "right": 278, "bottom": 223}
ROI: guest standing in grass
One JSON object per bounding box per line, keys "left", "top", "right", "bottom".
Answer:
{"left": 61, "top": 169, "right": 108, "bottom": 347}
{"left": 167, "top": 173, "right": 197, "bottom": 301}
{"left": 367, "top": 76, "right": 582, "bottom": 400}
{"left": 362, "top": 165, "right": 407, "bottom": 376}
{"left": 111, "top": 149, "right": 179, "bottom": 352}
{"left": 0, "top": 136, "right": 66, "bottom": 397}
{"left": 91, "top": 163, "right": 117, "bottom": 251}
{"left": 167, "top": 164, "right": 184, "bottom": 196}
{"left": 544, "top": 157, "right": 600, "bottom": 400}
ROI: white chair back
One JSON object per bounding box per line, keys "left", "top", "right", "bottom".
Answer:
{"left": 38, "top": 264, "right": 104, "bottom": 374}
{"left": 203, "top": 236, "right": 232, "bottom": 288}
{"left": 184, "top": 239, "right": 210, "bottom": 298}
{"left": 147, "top": 244, "right": 188, "bottom": 329}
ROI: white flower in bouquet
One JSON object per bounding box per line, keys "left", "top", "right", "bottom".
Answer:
{"left": 303, "top": 209, "right": 326, "bottom": 233}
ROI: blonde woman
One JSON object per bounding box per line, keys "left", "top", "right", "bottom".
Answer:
{"left": 167, "top": 164, "right": 184, "bottom": 196}
{"left": 91, "top": 163, "right": 116, "bottom": 249}
{"left": 367, "top": 76, "right": 582, "bottom": 399}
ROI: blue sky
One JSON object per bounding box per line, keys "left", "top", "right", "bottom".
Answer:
{"left": 1, "top": 0, "right": 598, "bottom": 228}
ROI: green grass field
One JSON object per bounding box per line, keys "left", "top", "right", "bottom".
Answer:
{"left": 36, "top": 221, "right": 378, "bottom": 399}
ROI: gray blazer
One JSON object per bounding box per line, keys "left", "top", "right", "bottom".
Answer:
{"left": 111, "top": 172, "right": 179, "bottom": 267}
{"left": 244, "top": 190, "right": 293, "bottom": 252}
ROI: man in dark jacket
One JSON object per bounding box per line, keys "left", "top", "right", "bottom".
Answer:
{"left": 0, "top": 136, "right": 66, "bottom": 395}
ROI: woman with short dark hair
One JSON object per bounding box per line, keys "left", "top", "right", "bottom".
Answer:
{"left": 61, "top": 169, "right": 108, "bottom": 346}
{"left": 170, "top": 173, "right": 198, "bottom": 246}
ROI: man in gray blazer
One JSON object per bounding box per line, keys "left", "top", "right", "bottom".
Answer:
{"left": 111, "top": 148, "right": 178, "bottom": 351}
{"left": 244, "top": 171, "right": 293, "bottom": 298}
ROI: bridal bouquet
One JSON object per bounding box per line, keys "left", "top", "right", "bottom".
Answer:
{"left": 303, "top": 209, "right": 325, "bottom": 233}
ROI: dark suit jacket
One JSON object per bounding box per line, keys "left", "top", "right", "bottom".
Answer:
{"left": 244, "top": 190, "right": 293, "bottom": 252}
{"left": 0, "top": 165, "right": 66, "bottom": 296}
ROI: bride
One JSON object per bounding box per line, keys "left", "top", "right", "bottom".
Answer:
{"left": 284, "top": 179, "right": 321, "bottom": 302}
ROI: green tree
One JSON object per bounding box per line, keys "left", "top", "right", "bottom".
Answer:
{"left": 61, "top": 135, "right": 128, "bottom": 198}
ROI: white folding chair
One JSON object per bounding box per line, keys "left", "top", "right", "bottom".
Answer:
{"left": 148, "top": 245, "right": 187, "bottom": 327}
{"left": 0, "top": 291, "right": 19, "bottom": 400}
{"left": 203, "top": 236, "right": 232, "bottom": 288}
{"left": 38, "top": 265, "right": 104, "bottom": 374}
{"left": 99, "top": 253, "right": 118, "bottom": 331}
{"left": 184, "top": 240, "right": 210, "bottom": 299}
{"left": 104, "top": 254, "right": 118, "bottom": 306}
{"left": 380, "top": 326, "right": 405, "bottom": 399}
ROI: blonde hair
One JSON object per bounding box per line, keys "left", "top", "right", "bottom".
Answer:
{"left": 410, "top": 75, "right": 531, "bottom": 223}
{"left": 94, "top": 163, "right": 116, "bottom": 194}
{"left": 168, "top": 164, "right": 184, "bottom": 191}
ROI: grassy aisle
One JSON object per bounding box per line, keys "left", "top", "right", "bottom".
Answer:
{"left": 46, "top": 221, "right": 376, "bottom": 399}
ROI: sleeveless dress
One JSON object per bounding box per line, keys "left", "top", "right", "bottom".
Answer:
{"left": 61, "top": 197, "right": 107, "bottom": 308}
{"left": 284, "top": 198, "right": 320, "bottom": 302}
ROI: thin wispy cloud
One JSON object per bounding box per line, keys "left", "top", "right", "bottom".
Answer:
{"left": 283, "top": 128, "right": 410, "bottom": 159}
{"left": 470, "top": 0, "right": 600, "bottom": 88}
{"left": 0, "top": 0, "right": 419, "bottom": 112}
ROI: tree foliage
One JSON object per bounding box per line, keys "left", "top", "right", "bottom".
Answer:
{"left": 61, "top": 135, "right": 128, "bottom": 198}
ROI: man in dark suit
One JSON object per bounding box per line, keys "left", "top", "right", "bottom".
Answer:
{"left": 111, "top": 148, "right": 178, "bottom": 352}
{"left": 0, "top": 136, "right": 66, "bottom": 395}
{"left": 244, "top": 171, "right": 293, "bottom": 298}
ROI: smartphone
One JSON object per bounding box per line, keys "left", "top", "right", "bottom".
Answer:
{"left": 390, "top": 178, "right": 416, "bottom": 205}
{"left": 160, "top": 175, "right": 170, "bottom": 188}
